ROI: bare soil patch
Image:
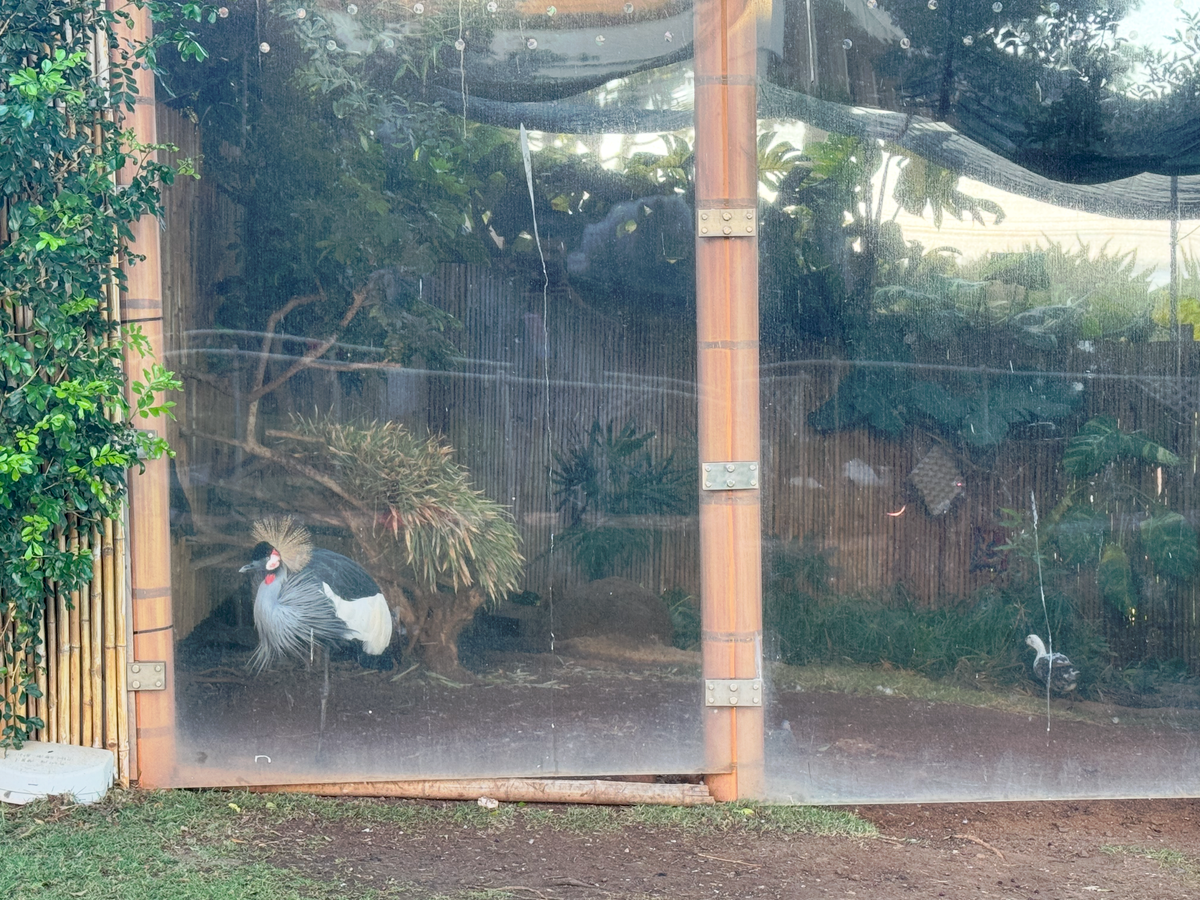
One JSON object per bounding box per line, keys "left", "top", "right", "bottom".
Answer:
{"left": 256, "top": 797, "right": 1200, "bottom": 899}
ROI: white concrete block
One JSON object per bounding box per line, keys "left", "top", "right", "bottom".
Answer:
{"left": 0, "top": 741, "right": 115, "bottom": 805}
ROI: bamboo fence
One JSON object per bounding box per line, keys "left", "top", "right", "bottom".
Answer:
{"left": 0, "top": 273, "right": 131, "bottom": 784}
{"left": 161, "top": 242, "right": 1200, "bottom": 675}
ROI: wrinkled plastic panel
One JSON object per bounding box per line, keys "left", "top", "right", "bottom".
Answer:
{"left": 161, "top": 2, "right": 704, "bottom": 786}
{"left": 761, "top": 0, "right": 1200, "bottom": 804}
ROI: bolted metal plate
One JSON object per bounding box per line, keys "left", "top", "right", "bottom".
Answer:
{"left": 705, "top": 679, "right": 763, "bottom": 707}
{"left": 697, "top": 207, "right": 756, "bottom": 237}
{"left": 701, "top": 461, "right": 760, "bottom": 491}
{"left": 127, "top": 661, "right": 167, "bottom": 691}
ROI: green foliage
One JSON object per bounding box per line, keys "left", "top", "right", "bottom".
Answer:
{"left": 1063, "top": 416, "right": 1181, "bottom": 476}
{"left": 763, "top": 583, "right": 1101, "bottom": 690}
{"left": 809, "top": 364, "right": 1082, "bottom": 448}
{"left": 161, "top": 2, "right": 522, "bottom": 363}
{"left": 1039, "top": 417, "right": 1196, "bottom": 621}
{"left": 891, "top": 152, "right": 1005, "bottom": 228}
{"left": 552, "top": 420, "right": 694, "bottom": 580}
{"left": 1, "top": 0, "right": 203, "bottom": 747}
{"left": 663, "top": 587, "right": 700, "bottom": 651}
{"left": 289, "top": 418, "right": 523, "bottom": 600}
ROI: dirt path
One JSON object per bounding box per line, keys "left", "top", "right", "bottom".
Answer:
{"left": 260, "top": 798, "right": 1200, "bottom": 899}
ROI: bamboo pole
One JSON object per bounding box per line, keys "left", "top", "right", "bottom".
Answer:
{"left": 88, "top": 526, "right": 104, "bottom": 746}
{"left": 694, "top": 0, "right": 764, "bottom": 801}
{"left": 69, "top": 525, "right": 84, "bottom": 745}
{"left": 56, "top": 528, "right": 72, "bottom": 743}
{"left": 102, "top": 517, "right": 121, "bottom": 771}
{"left": 34, "top": 608, "right": 48, "bottom": 741}
{"left": 45, "top": 576, "right": 58, "bottom": 744}
{"left": 108, "top": 0, "right": 176, "bottom": 788}
{"left": 251, "top": 778, "right": 715, "bottom": 806}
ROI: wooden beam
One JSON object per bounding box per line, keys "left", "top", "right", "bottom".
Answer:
{"left": 111, "top": 0, "right": 177, "bottom": 788}
{"left": 694, "top": 0, "right": 764, "bottom": 801}
{"left": 250, "top": 777, "right": 714, "bottom": 806}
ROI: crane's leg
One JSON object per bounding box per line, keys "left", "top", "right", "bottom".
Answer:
{"left": 316, "top": 648, "right": 331, "bottom": 758}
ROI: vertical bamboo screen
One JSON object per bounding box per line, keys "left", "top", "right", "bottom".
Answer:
{"left": 0, "top": 521, "right": 132, "bottom": 784}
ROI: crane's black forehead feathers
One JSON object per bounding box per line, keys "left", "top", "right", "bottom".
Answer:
{"left": 248, "top": 541, "right": 273, "bottom": 563}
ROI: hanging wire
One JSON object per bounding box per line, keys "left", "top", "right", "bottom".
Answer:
{"left": 1031, "top": 491, "right": 1053, "bottom": 734}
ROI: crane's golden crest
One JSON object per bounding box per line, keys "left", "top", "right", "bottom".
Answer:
{"left": 251, "top": 515, "right": 313, "bottom": 570}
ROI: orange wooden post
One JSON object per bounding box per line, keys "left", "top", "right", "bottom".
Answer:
{"left": 112, "top": 1, "right": 177, "bottom": 787}
{"left": 694, "top": 0, "right": 764, "bottom": 800}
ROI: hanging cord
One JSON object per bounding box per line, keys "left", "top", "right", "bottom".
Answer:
{"left": 1031, "top": 491, "right": 1053, "bottom": 734}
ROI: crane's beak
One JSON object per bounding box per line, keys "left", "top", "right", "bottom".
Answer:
{"left": 239, "top": 559, "right": 265, "bottom": 574}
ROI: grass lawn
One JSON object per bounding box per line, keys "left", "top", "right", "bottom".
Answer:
{"left": 1, "top": 788, "right": 873, "bottom": 899}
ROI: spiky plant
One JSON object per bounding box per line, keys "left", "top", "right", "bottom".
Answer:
{"left": 283, "top": 417, "right": 523, "bottom": 674}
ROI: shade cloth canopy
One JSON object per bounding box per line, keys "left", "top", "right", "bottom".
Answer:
{"left": 403, "top": 0, "right": 1200, "bottom": 217}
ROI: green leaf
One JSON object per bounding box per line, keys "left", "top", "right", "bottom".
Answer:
{"left": 1063, "top": 417, "right": 1130, "bottom": 476}
{"left": 1098, "top": 543, "right": 1135, "bottom": 617}
{"left": 1053, "top": 505, "right": 1108, "bottom": 566}
{"left": 1140, "top": 511, "right": 1199, "bottom": 578}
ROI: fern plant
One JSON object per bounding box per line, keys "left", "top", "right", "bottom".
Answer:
{"left": 552, "top": 419, "right": 694, "bottom": 580}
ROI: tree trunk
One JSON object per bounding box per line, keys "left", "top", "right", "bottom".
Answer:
{"left": 374, "top": 573, "right": 484, "bottom": 676}
{"left": 406, "top": 585, "right": 485, "bottom": 677}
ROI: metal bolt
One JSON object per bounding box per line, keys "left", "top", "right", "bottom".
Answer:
{"left": 131, "top": 680, "right": 141, "bottom": 689}
{"left": 730, "top": 696, "right": 739, "bottom": 704}
{"left": 722, "top": 211, "right": 732, "bottom": 221}
{"left": 722, "top": 226, "right": 732, "bottom": 235}
{"left": 726, "top": 464, "right": 735, "bottom": 472}
{"left": 131, "top": 664, "right": 141, "bottom": 674}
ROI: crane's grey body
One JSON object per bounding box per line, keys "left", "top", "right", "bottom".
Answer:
{"left": 246, "top": 564, "right": 351, "bottom": 673}
{"left": 240, "top": 516, "right": 395, "bottom": 756}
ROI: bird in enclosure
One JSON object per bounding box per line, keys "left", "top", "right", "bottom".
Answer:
{"left": 1025, "top": 634, "right": 1079, "bottom": 695}
{"left": 240, "top": 516, "right": 394, "bottom": 749}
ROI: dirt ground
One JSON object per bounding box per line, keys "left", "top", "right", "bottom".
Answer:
{"left": 261, "top": 796, "right": 1200, "bottom": 899}
{"left": 175, "top": 632, "right": 1200, "bottom": 896}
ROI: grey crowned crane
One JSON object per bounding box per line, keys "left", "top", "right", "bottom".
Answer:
{"left": 1025, "top": 634, "right": 1079, "bottom": 694}
{"left": 240, "top": 516, "right": 394, "bottom": 748}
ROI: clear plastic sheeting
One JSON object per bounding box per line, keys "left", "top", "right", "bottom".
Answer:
{"left": 157, "top": 4, "right": 704, "bottom": 786}
{"left": 759, "top": 0, "right": 1200, "bottom": 211}
{"left": 758, "top": 0, "right": 1200, "bottom": 796}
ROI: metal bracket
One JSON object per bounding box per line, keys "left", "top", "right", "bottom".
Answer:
{"left": 127, "top": 661, "right": 167, "bottom": 691}
{"left": 697, "top": 207, "right": 756, "bottom": 237}
{"left": 705, "top": 678, "right": 763, "bottom": 707}
{"left": 701, "top": 461, "right": 760, "bottom": 491}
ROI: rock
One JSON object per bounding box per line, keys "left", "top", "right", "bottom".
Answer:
{"left": 552, "top": 577, "right": 674, "bottom": 647}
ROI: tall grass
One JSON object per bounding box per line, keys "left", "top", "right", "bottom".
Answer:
{"left": 765, "top": 582, "right": 1106, "bottom": 691}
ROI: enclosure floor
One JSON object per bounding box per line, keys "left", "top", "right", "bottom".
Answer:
{"left": 176, "top": 650, "right": 1200, "bottom": 800}
{"left": 175, "top": 652, "right": 707, "bottom": 785}
{"left": 766, "top": 690, "right": 1200, "bottom": 804}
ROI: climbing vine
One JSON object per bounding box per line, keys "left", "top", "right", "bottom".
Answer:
{"left": 0, "top": 0, "right": 211, "bottom": 747}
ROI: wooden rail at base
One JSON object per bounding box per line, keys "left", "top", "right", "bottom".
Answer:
{"left": 249, "top": 778, "right": 714, "bottom": 806}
